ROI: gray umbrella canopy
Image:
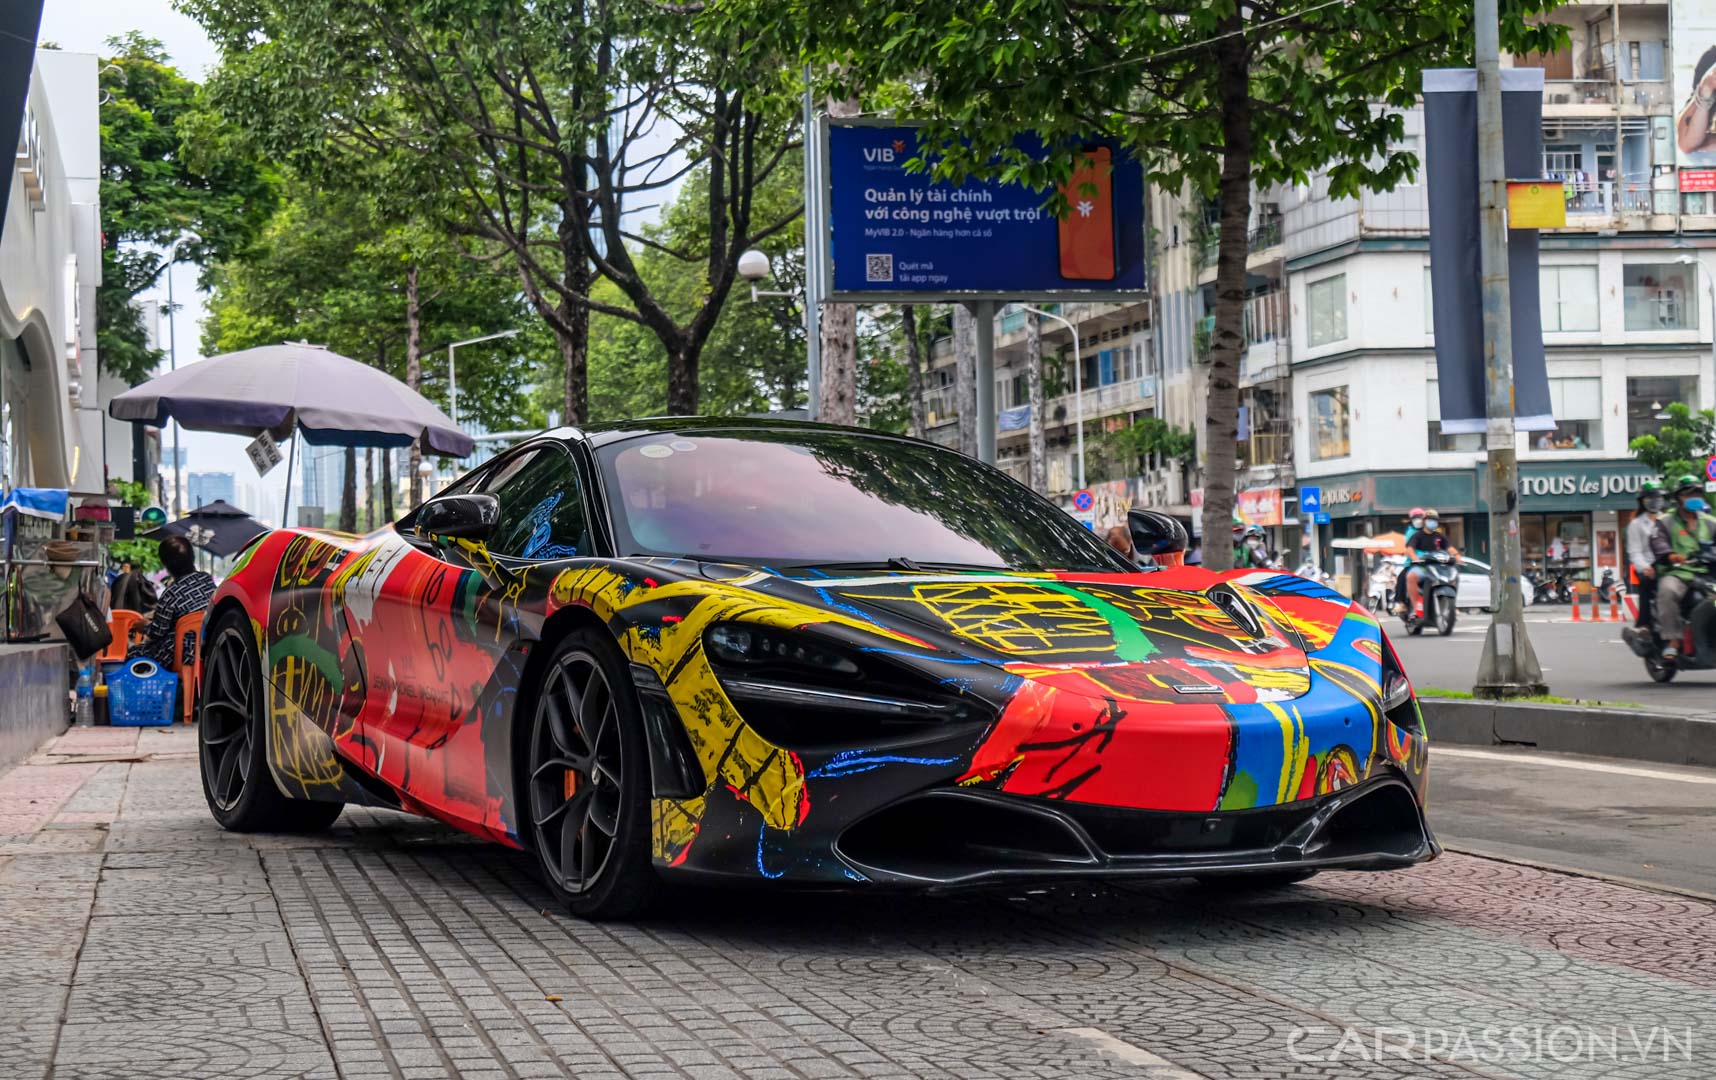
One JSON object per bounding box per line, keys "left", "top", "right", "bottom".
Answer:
{"left": 108, "top": 342, "right": 475, "bottom": 456}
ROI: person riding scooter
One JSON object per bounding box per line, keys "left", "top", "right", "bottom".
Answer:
{"left": 1404, "top": 510, "right": 1458, "bottom": 617}
{"left": 1625, "top": 479, "right": 1671, "bottom": 635}
{"left": 1654, "top": 476, "right": 1716, "bottom": 662}
{"left": 1392, "top": 507, "right": 1428, "bottom": 613}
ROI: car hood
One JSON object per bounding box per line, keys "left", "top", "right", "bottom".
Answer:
{"left": 722, "top": 565, "right": 1315, "bottom": 707}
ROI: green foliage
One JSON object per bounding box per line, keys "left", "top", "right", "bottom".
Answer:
{"left": 1629, "top": 404, "right": 1716, "bottom": 483}
{"left": 108, "top": 480, "right": 159, "bottom": 570}
{"left": 97, "top": 33, "right": 279, "bottom": 384}
{"left": 1088, "top": 418, "right": 1196, "bottom": 483}
{"left": 202, "top": 184, "right": 538, "bottom": 435}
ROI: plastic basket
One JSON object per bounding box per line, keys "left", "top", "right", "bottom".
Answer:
{"left": 107, "top": 657, "right": 179, "bottom": 727}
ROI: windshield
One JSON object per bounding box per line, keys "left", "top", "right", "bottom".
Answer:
{"left": 596, "top": 429, "right": 1128, "bottom": 573}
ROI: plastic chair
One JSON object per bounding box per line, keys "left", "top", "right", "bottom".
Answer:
{"left": 101, "top": 610, "right": 145, "bottom": 663}
{"left": 171, "top": 610, "right": 206, "bottom": 723}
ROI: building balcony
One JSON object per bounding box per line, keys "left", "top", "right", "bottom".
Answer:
{"left": 1045, "top": 376, "right": 1158, "bottom": 429}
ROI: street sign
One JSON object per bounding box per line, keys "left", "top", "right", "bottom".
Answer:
{"left": 1314, "top": 512, "right": 1331, "bottom": 525}
{"left": 1298, "top": 486, "right": 1322, "bottom": 515}
{"left": 1505, "top": 179, "right": 1567, "bottom": 229}
{"left": 1705, "top": 455, "right": 1716, "bottom": 482}
{"left": 1072, "top": 489, "right": 1095, "bottom": 513}
{"left": 245, "top": 430, "right": 284, "bottom": 476}
{"left": 140, "top": 506, "right": 166, "bottom": 528}
{"left": 822, "top": 122, "right": 1147, "bottom": 301}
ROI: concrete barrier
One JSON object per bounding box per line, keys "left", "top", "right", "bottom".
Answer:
{"left": 0, "top": 643, "right": 68, "bottom": 769}
{"left": 1420, "top": 697, "right": 1716, "bottom": 769}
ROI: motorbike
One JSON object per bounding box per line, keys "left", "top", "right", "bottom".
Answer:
{"left": 1623, "top": 563, "right": 1716, "bottom": 683}
{"left": 1525, "top": 566, "right": 1572, "bottom": 605}
{"left": 1596, "top": 567, "right": 1618, "bottom": 603}
{"left": 1400, "top": 550, "right": 1460, "bottom": 637}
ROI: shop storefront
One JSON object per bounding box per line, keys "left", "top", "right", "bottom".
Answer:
{"left": 1309, "top": 461, "right": 1654, "bottom": 596}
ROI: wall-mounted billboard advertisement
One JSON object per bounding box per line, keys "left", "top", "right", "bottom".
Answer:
{"left": 1674, "top": 0, "right": 1716, "bottom": 168}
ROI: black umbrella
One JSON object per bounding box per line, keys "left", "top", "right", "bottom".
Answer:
{"left": 144, "top": 500, "right": 268, "bottom": 558}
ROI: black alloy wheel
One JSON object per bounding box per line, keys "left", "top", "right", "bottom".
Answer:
{"left": 1435, "top": 594, "right": 1456, "bottom": 636}
{"left": 198, "top": 609, "right": 344, "bottom": 832}
{"left": 525, "top": 629, "right": 653, "bottom": 919}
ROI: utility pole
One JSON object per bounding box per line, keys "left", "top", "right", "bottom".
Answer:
{"left": 166, "top": 263, "right": 182, "bottom": 518}
{"left": 1472, "top": 0, "right": 1547, "bottom": 696}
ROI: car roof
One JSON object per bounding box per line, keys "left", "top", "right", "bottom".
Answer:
{"left": 555, "top": 416, "right": 932, "bottom": 451}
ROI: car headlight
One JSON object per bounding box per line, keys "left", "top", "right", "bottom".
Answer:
{"left": 705, "top": 623, "right": 859, "bottom": 676}
{"left": 1382, "top": 671, "right": 1412, "bottom": 714}
{"left": 702, "top": 622, "right": 990, "bottom": 750}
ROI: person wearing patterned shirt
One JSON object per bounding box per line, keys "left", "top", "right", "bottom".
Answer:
{"left": 129, "top": 535, "right": 216, "bottom": 668}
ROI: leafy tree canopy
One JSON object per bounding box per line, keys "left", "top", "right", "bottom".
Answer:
{"left": 98, "top": 32, "right": 279, "bottom": 384}
{"left": 1630, "top": 404, "right": 1716, "bottom": 485}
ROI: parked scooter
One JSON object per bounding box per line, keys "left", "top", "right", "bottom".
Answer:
{"left": 1400, "top": 550, "right": 1460, "bottom": 636}
{"left": 1623, "top": 563, "right": 1716, "bottom": 683}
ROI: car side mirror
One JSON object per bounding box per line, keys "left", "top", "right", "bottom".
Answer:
{"left": 1127, "top": 508, "right": 1188, "bottom": 556}
{"left": 416, "top": 493, "right": 499, "bottom": 541}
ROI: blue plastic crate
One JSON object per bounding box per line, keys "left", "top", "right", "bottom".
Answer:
{"left": 107, "top": 657, "right": 179, "bottom": 727}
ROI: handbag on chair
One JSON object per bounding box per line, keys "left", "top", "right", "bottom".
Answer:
{"left": 55, "top": 592, "right": 114, "bottom": 661}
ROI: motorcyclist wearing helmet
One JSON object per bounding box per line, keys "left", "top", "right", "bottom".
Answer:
{"left": 1242, "top": 525, "right": 1273, "bottom": 568}
{"left": 1626, "top": 479, "right": 1672, "bottom": 631}
{"left": 1393, "top": 508, "right": 1429, "bottom": 612}
{"left": 1654, "top": 475, "right": 1716, "bottom": 661}
{"left": 1405, "top": 509, "right": 1459, "bottom": 616}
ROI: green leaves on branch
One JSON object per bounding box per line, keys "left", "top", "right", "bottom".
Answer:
{"left": 1630, "top": 404, "right": 1716, "bottom": 484}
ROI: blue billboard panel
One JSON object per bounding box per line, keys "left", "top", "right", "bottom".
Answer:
{"left": 826, "top": 124, "right": 1146, "bottom": 299}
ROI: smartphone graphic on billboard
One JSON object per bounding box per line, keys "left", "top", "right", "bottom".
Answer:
{"left": 1058, "top": 147, "right": 1117, "bottom": 280}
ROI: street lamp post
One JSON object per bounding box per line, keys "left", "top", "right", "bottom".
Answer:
{"left": 447, "top": 330, "right": 520, "bottom": 428}
{"left": 1018, "top": 306, "right": 1085, "bottom": 492}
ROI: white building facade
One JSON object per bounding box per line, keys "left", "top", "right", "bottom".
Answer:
{"left": 0, "top": 49, "right": 101, "bottom": 492}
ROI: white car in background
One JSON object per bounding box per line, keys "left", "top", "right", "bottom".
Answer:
{"left": 1367, "top": 555, "right": 1494, "bottom": 613}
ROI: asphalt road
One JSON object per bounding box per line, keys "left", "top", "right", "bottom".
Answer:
{"left": 7, "top": 726, "right": 1716, "bottom": 1079}
{"left": 1385, "top": 607, "right": 1716, "bottom": 712}
{"left": 1428, "top": 743, "right": 1716, "bottom": 897}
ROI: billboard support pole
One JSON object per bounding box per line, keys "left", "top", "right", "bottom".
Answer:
{"left": 1473, "top": 0, "right": 1547, "bottom": 697}
{"left": 971, "top": 301, "right": 997, "bottom": 463}
{"left": 802, "top": 70, "right": 823, "bottom": 419}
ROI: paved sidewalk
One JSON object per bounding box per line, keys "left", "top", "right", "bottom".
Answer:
{"left": 4, "top": 725, "right": 1716, "bottom": 1079}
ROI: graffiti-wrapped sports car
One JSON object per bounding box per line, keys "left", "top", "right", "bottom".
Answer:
{"left": 199, "top": 419, "right": 1436, "bottom": 917}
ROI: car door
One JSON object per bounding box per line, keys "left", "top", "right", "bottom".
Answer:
{"left": 1458, "top": 558, "right": 1492, "bottom": 611}
{"left": 352, "top": 444, "right": 593, "bottom": 839}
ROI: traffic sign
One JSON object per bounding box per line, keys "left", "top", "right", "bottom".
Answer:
{"left": 1072, "top": 489, "right": 1095, "bottom": 513}
{"left": 140, "top": 506, "right": 167, "bottom": 528}
{"left": 1314, "top": 512, "right": 1331, "bottom": 525}
{"left": 1706, "top": 455, "right": 1716, "bottom": 482}
{"left": 1299, "top": 486, "right": 1322, "bottom": 515}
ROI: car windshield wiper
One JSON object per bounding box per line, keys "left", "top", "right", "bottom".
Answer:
{"left": 780, "top": 558, "right": 1008, "bottom": 575}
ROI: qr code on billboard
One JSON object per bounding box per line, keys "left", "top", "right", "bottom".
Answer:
{"left": 865, "top": 253, "right": 893, "bottom": 283}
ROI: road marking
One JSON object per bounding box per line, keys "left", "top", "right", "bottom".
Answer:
{"left": 1058, "top": 1028, "right": 1207, "bottom": 1078}
{"left": 1434, "top": 745, "right": 1716, "bottom": 785}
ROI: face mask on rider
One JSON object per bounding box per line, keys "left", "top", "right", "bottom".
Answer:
{"left": 1687, "top": 498, "right": 1710, "bottom": 514}
{"left": 1644, "top": 495, "right": 1666, "bottom": 513}
{"left": 1410, "top": 517, "right": 1424, "bottom": 530}
{"left": 1425, "top": 519, "right": 1439, "bottom": 531}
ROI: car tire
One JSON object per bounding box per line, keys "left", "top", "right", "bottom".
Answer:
{"left": 1194, "top": 870, "right": 1318, "bottom": 891}
{"left": 199, "top": 609, "right": 344, "bottom": 833}
{"left": 521, "top": 627, "right": 655, "bottom": 920}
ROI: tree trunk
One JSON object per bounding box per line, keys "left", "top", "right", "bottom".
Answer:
{"left": 339, "top": 446, "right": 357, "bottom": 532}
{"left": 954, "top": 304, "right": 977, "bottom": 458}
{"left": 561, "top": 250, "right": 591, "bottom": 423}
{"left": 902, "top": 306, "right": 926, "bottom": 439}
{"left": 666, "top": 336, "right": 699, "bottom": 416}
{"left": 381, "top": 447, "right": 394, "bottom": 522}
{"left": 405, "top": 264, "right": 424, "bottom": 508}
{"left": 1024, "top": 309, "right": 1047, "bottom": 493}
{"left": 364, "top": 447, "right": 375, "bottom": 531}
{"left": 1200, "top": 24, "right": 1253, "bottom": 573}
{"left": 817, "top": 94, "right": 862, "bottom": 425}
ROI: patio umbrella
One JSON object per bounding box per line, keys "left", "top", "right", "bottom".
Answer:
{"left": 109, "top": 341, "right": 475, "bottom": 522}
{"left": 144, "top": 500, "right": 268, "bottom": 558}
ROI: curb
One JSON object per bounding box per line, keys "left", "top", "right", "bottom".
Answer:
{"left": 1420, "top": 698, "right": 1716, "bottom": 769}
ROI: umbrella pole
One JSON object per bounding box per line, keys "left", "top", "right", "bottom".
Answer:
{"left": 281, "top": 434, "right": 296, "bottom": 528}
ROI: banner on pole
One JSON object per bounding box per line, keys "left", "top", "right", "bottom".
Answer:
{"left": 1423, "top": 68, "right": 1554, "bottom": 435}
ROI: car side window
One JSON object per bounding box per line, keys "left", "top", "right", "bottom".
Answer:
{"left": 486, "top": 447, "right": 589, "bottom": 560}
